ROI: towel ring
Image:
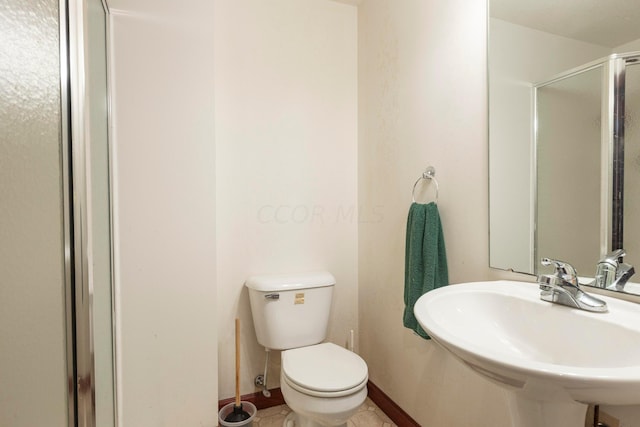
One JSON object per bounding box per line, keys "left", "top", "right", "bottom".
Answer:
{"left": 411, "top": 166, "right": 439, "bottom": 204}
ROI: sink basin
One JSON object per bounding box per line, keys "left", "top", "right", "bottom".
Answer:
{"left": 414, "top": 280, "right": 640, "bottom": 427}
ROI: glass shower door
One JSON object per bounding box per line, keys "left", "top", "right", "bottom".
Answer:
{"left": 0, "top": 0, "right": 70, "bottom": 425}
{"left": 1, "top": 0, "right": 115, "bottom": 425}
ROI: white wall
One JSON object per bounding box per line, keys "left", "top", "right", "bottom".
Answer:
{"left": 108, "top": 1, "right": 218, "bottom": 425}
{"left": 489, "top": 18, "right": 610, "bottom": 273}
{"left": 214, "top": 0, "right": 358, "bottom": 399}
{"left": 358, "top": 1, "right": 513, "bottom": 425}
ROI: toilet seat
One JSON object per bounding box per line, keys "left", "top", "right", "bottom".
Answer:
{"left": 282, "top": 342, "right": 368, "bottom": 398}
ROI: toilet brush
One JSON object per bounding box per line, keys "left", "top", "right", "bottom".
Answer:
{"left": 225, "top": 318, "right": 251, "bottom": 423}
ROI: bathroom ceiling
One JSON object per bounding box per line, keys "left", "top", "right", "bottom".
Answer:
{"left": 491, "top": 0, "right": 640, "bottom": 48}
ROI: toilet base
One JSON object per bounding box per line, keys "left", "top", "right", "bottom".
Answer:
{"left": 283, "top": 411, "right": 346, "bottom": 427}
{"left": 280, "top": 378, "right": 366, "bottom": 427}
{"left": 279, "top": 344, "right": 368, "bottom": 427}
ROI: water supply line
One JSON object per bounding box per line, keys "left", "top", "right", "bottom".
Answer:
{"left": 260, "top": 348, "right": 271, "bottom": 398}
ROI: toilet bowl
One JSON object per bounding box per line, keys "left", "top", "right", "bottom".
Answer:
{"left": 280, "top": 343, "right": 368, "bottom": 427}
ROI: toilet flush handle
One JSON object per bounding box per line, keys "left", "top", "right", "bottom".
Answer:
{"left": 265, "top": 293, "right": 280, "bottom": 300}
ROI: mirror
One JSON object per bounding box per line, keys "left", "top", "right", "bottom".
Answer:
{"left": 489, "top": 0, "right": 640, "bottom": 295}
{"left": 535, "top": 65, "right": 604, "bottom": 276}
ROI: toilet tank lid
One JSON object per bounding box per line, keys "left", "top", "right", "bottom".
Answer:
{"left": 245, "top": 271, "right": 336, "bottom": 292}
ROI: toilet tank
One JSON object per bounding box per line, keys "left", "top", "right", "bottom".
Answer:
{"left": 245, "top": 272, "right": 335, "bottom": 350}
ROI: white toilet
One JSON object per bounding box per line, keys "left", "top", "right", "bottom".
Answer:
{"left": 246, "top": 272, "right": 368, "bottom": 427}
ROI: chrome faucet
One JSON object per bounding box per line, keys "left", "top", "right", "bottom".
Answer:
{"left": 537, "top": 258, "right": 608, "bottom": 312}
{"left": 593, "top": 249, "right": 635, "bottom": 291}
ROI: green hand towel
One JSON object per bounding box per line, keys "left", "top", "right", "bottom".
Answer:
{"left": 403, "top": 202, "right": 449, "bottom": 339}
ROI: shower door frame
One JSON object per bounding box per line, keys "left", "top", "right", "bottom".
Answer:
{"left": 60, "top": 0, "right": 116, "bottom": 426}
{"left": 59, "top": 0, "right": 77, "bottom": 424}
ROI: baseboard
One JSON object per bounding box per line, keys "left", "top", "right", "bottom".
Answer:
{"left": 366, "top": 381, "right": 420, "bottom": 427}
{"left": 218, "top": 381, "right": 418, "bottom": 426}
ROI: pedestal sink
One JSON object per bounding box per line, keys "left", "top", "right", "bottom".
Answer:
{"left": 414, "top": 280, "right": 640, "bottom": 427}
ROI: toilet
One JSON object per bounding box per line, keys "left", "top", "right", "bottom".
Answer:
{"left": 245, "top": 272, "right": 368, "bottom": 427}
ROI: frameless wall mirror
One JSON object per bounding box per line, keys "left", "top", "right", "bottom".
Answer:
{"left": 489, "top": 0, "right": 640, "bottom": 295}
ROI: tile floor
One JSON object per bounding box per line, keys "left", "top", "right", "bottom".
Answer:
{"left": 252, "top": 398, "right": 397, "bottom": 427}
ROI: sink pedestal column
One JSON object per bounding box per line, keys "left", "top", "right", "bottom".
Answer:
{"left": 506, "top": 392, "right": 588, "bottom": 427}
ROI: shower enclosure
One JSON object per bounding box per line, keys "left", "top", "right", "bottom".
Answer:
{"left": 0, "top": 0, "right": 115, "bottom": 426}
{"left": 535, "top": 52, "right": 640, "bottom": 276}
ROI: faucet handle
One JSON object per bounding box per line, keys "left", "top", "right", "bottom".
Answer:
{"left": 540, "top": 258, "right": 578, "bottom": 285}
{"left": 600, "top": 248, "right": 626, "bottom": 265}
